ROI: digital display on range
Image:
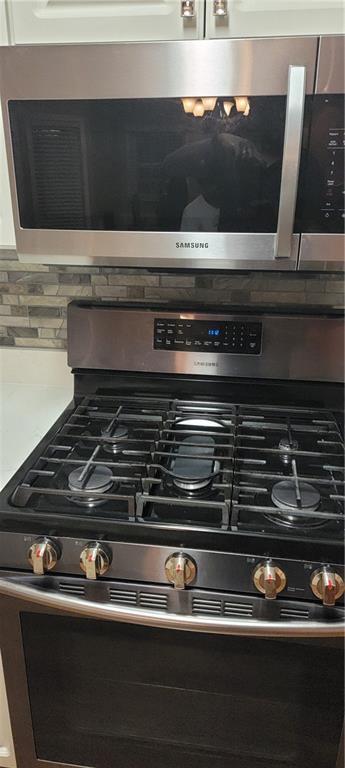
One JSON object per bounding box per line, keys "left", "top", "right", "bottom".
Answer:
{"left": 154, "top": 318, "right": 262, "bottom": 355}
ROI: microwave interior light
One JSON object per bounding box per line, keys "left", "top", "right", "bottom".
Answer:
{"left": 223, "top": 100, "right": 234, "bottom": 117}
{"left": 182, "top": 97, "right": 196, "bottom": 113}
{"left": 202, "top": 97, "right": 217, "bottom": 111}
{"left": 193, "top": 99, "right": 205, "bottom": 117}
{"left": 235, "top": 96, "right": 249, "bottom": 113}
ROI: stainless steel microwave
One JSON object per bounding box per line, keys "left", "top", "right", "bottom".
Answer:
{"left": 0, "top": 35, "right": 344, "bottom": 271}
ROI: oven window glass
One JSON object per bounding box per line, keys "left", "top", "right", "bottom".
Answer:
{"left": 9, "top": 97, "right": 287, "bottom": 233}
{"left": 20, "top": 612, "right": 343, "bottom": 768}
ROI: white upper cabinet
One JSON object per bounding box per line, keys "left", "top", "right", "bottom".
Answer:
{"left": 7, "top": 0, "right": 204, "bottom": 44}
{"left": 0, "top": 1, "right": 9, "bottom": 44}
{"left": 0, "top": 1, "right": 15, "bottom": 249}
{"left": 206, "top": 0, "right": 345, "bottom": 38}
{"left": 0, "top": 111, "right": 15, "bottom": 249}
{"left": 4, "top": 0, "right": 345, "bottom": 46}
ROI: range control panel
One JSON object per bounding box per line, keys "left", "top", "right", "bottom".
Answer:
{"left": 154, "top": 319, "right": 262, "bottom": 354}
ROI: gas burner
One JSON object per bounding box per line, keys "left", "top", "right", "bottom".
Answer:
{"left": 171, "top": 434, "right": 220, "bottom": 493}
{"left": 68, "top": 465, "right": 114, "bottom": 507}
{"left": 101, "top": 424, "right": 129, "bottom": 454}
{"left": 279, "top": 438, "right": 299, "bottom": 452}
{"left": 279, "top": 436, "right": 299, "bottom": 464}
{"left": 270, "top": 479, "right": 322, "bottom": 528}
{"left": 100, "top": 407, "right": 129, "bottom": 454}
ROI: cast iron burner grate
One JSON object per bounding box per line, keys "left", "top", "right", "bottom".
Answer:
{"left": 137, "top": 402, "right": 235, "bottom": 528}
{"left": 231, "top": 406, "right": 344, "bottom": 537}
{"left": 8, "top": 395, "right": 344, "bottom": 540}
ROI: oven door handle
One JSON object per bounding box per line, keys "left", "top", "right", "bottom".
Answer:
{"left": 0, "top": 577, "right": 343, "bottom": 638}
{"left": 274, "top": 64, "right": 306, "bottom": 260}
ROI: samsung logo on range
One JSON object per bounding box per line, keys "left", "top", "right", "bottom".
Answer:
{"left": 176, "top": 242, "right": 209, "bottom": 249}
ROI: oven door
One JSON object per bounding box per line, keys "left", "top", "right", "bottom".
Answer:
{"left": 0, "top": 38, "right": 317, "bottom": 270}
{"left": 0, "top": 574, "right": 343, "bottom": 768}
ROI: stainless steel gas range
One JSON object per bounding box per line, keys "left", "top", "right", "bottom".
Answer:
{"left": 0, "top": 302, "right": 344, "bottom": 768}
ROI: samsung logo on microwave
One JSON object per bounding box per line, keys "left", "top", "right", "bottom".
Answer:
{"left": 194, "top": 361, "right": 218, "bottom": 368}
{"left": 176, "top": 242, "right": 209, "bottom": 249}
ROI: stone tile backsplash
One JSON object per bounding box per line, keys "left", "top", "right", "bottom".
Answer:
{"left": 0, "top": 249, "right": 343, "bottom": 349}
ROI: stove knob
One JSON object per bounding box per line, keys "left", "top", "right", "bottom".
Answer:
{"left": 80, "top": 542, "right": 111, "bottom": 580}
{"left": 28, "top": 538, "right": 60, "bottom": 575}
{"left": 165, "top": 552, "right": 196, "bottom": 590}
{"left": 253, "top": 562, "right": 287, "bottom": 600}
{"left": 310, "top": 568, "right": 345, "bottom": 607}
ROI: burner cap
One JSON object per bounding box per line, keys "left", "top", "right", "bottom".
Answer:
{"left": 171, "top": 434, "right": 218, "bottom": 492}
{"left": 272, "top": 480, "right": 320, "bottom": 511}
{"left": 68, "top": 465, "right": 114, "bottom": 494}
{"left": 102, "top": 425, "right": 128, "bottom": 441}
{"left": 177, "top": 417, "right": 225, "bottom": 429}
{"left": 102, "top": 425, "right": 129, "bottom": 454}
{"left": 270, "top": 479, "right": 322, "bottom": 528}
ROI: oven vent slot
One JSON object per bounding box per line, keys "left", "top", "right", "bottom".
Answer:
{"left": 224, "top": 601, "right": 253, "bottom": 618}
{"left": 109, "top": 589, "right": 137, "bottom": 606}
{"left": 58, "top": 582, "right": 85, "bottom": 597}
{"left": 280, "top": 607, "right": 310, "bottom": 620}
{"left": 192, "top": 598, "right": 222, "bottom": 616}
{"left": 139, "top": 592, "right": 169, "bottom": 611}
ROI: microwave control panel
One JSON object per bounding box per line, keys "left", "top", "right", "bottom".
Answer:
{"left": 322, "top": 124, "right": 345, "bottom": 226}
{"left": 154, "top": 319, "right": 262, "bottom": 354}
{"left": 303, "top": 95, "right": 345, "bottom": 233}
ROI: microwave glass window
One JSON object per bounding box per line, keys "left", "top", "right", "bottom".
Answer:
{"left": 9, "top": 98, "right": 287, "bottom": 233}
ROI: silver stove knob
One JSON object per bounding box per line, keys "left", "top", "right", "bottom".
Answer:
{"left": 28, "top": 537, "right": 60, "bottom": 575}
{"left": 253, "top": 561, "right": 287, "bottom": 600}
{"left": 310, "top": 567, "right": 344, "bottom": 607}
{"left": 165, "top": 552, "right": 196, "bottom": 589}
{"left": 80, "top": 542, "right": 111, "bottom": 580}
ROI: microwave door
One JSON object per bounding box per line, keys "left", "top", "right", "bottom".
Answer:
{"left": 299, "top": 36, "right": 345, "bottom": 272}
{"left": 0, "top": 38, "right": 317, "bottom": 270}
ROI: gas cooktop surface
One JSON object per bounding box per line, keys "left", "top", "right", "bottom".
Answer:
{"left": 6, "top": 393, "right": 344, "bottom": 546}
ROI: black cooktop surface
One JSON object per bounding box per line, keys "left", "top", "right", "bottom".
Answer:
{"left": 1, "top": 393, "right": 343, "bottom": 561}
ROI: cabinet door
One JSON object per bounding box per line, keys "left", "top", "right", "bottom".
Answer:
{"left": 8, "top": 0, "right": 204, "bottom": 43}
{"left": 206, "top": 0, "right": 345, "bottom": 38}
{"left": 0, "top": 110, "right": 15, "bottom": 249}
{"left": 0, "top": 2, "right": 15, "bottom": 249}
{"left": 0, "top": 1, "right": 9, "bottom": 44}
{"left": 0, "top": 652, "right": 16, "bottom": 768}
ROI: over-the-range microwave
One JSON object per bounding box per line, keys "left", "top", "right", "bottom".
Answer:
{"left": 0, "top": 35, "right": 344, "bottom": 271}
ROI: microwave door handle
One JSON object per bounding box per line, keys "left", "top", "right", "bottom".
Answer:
{"left": 274, "top": 65, "right": 306, "bottom": 260}
{"left": 0, "top": 576, "right": 343, "bottom": 639}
